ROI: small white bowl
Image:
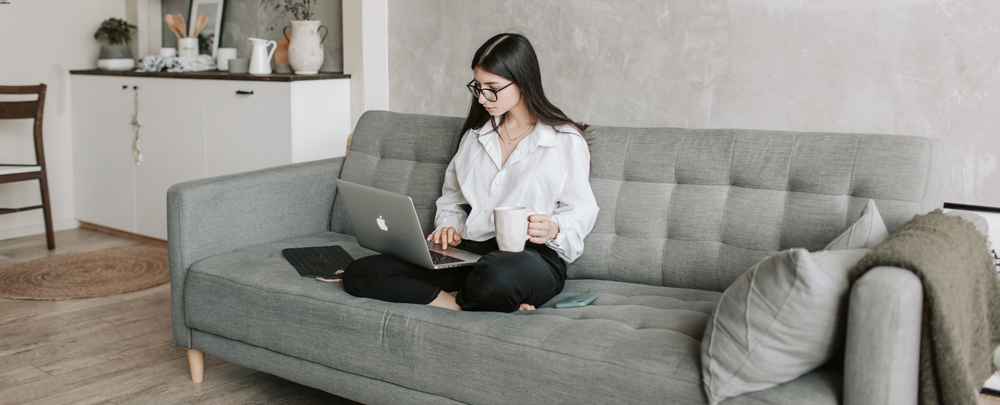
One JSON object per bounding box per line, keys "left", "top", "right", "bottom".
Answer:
{"left": 97, "top": 58, "right": 136, "bottom": 71}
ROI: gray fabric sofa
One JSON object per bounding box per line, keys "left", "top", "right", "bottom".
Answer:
{"left": 168, "top": 110, "right": 943, "bottom": 405}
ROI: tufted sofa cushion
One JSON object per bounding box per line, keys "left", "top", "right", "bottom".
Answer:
{"left": 331, "top": 111, "right": 939, "bottom": 291}
{"left": 184, "top": 231, "right": 722, "bottom": 404}
{"left": 575, "top": 127, "right": 938, "bottom": 291}
{"left": 330, "top": 111, "right": 465, "bottom": 237}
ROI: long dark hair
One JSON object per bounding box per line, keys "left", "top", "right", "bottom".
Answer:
{"left": 459, "top": 33, "right": 589, "bottom": 146}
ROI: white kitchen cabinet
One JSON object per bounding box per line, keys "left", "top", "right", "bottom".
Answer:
{"left": 70, "top": 71, "right": 351, "bottom": 240}
{"left": 71, "top": 76, "right": 137, "bottom": 234}
{"left": 134, "top": 79, "right": 207, "bottom": 239}
{"left": 202, "top": 81, "right": 290, "bottom": 177}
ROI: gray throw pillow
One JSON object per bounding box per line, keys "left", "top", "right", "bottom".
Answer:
{"left": 700, "top": 248, "right": 870, "bottom": 404}
{"left": 700, "top": 200, "right": 888, "bottom": 403}
{"left": 824, "top": 199, "right": 887, "bottom": 250}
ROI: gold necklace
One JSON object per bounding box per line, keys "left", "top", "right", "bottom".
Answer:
{"left": 499, "top": 121, "right": 535, "bottom": 145}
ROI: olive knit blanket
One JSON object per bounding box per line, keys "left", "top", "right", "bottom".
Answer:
{"left": 849, "top": 209, "right": 999, "bottom": 405}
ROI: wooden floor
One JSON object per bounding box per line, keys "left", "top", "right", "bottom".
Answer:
{"left": 0, "top": 228, "right": 357, "bottom": 405}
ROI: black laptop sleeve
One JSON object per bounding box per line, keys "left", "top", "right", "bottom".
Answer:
{"left": 281, "top": 245, "right": 354, "bottom": 279}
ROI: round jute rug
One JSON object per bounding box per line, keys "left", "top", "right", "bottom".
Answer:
{"left": 0, "top": 244, "right": 169, "bottom": 300}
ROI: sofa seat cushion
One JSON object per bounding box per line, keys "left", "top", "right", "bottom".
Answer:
{"left": 719, "top": 366, "right": 841, "bottom": 405}
{"left": 184, "top": 232, "right": 724, "bottom": 404}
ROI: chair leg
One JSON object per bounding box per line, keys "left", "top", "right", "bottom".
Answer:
{"left": 38, "top": 176, "right": 54, "bottom": 250}
{"left": 187, "top": 349, "right": 205, "bottom": 383}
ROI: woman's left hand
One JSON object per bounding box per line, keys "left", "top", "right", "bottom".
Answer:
{"left": 527, "top": 214, "right": 559, "bottom": 244}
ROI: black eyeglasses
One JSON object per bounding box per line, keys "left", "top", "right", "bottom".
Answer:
{"left": 466, "top": 79, "right": 513, "bottom": 102}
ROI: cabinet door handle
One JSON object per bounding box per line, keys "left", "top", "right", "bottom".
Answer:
{"left": 235, "top": 90, "right": 254, "bottom": 95}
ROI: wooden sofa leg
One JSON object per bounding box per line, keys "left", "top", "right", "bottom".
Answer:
{"left": 187, "top": 349, "right": 205, "bottom": 383}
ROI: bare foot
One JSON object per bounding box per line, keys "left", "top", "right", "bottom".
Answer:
{"left": 428, "top": 290, "right": 461, "bottom": 311}
{"left": 518, "top": 303, "right": 536, "bottom": 311}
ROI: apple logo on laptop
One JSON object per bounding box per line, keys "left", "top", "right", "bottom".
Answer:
{"left": 376, "top": 215, "right": 389, "bottom": 231}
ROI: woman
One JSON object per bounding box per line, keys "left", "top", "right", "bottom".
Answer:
{"left": 342, "top": 33, "right": 599, "bottom": 313}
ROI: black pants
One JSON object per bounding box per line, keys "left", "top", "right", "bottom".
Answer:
{"left": 342, "top": 238, "right": 567, "bottom": 313}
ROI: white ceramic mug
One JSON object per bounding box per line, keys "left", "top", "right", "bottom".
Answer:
{"left": 228, "top": 58, "right": 249, "bottom": 74}
{"left": 159, "top": 47, "right": 177, "bottom": 58}
{"left": 178, "top": 37, "right": 198, "bottom": 58}
{"left": 494, "top": 206, "right": 535, "bottom": 252}
{"left": 216, "top": 48, "right": 237, "bottom": 71}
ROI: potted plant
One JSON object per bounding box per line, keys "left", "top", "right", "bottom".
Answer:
{"left": 278, "top": 0, "right": 316, "bottom": 20}
{"left": 93, "top": 17, "right": 137, "bottom": 60}
{"left": 262, "top": 0, "right": 326, "bottom": 74}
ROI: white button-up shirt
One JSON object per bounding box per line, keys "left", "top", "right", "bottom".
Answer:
{"left": 433, "top": 119, "right": 600, "bottom": 263}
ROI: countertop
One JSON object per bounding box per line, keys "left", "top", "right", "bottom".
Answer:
{"left": 69, "top": 69, "right": 350, "bottom": 82}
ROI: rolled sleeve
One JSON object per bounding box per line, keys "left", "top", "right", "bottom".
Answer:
{"left": 544, "top": 136, "right": 599, "bottom": 263}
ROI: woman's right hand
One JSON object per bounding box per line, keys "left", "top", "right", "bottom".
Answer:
{"left": 428, "top": 226, "right": 462, "bottom": 250}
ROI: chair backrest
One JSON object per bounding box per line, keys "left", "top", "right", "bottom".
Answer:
{"left": 0, "top": 84, "right": 48, "bottom": 167}
{"left": 331, "top": 110, "right": 941, "bottom": 291}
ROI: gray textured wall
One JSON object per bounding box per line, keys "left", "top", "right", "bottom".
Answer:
{"left": 162, "top": 0, "right": 343, "bottom": 71}
{"left": 387, "top": 0, "right": 1000, "bottom": 207}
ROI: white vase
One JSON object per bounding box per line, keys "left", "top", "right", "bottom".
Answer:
{"left": 287, "top": 20, "right": 327, "bottom": 75}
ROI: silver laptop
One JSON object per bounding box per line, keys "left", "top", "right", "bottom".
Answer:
{"left": 336, "top": 179, "right": 481, "bottom": 269}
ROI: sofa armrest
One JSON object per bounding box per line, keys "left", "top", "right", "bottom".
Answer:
{"left": 843, "top": 266, "right": 923, "bottom": 405}
{"left": 167, "top": 157, "right": 345, "bottom": 348}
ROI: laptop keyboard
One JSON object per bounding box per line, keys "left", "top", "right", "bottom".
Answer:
{"left": 429, "top": 250, "right": 463, "bottom": 265}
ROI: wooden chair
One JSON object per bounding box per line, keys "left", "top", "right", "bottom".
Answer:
{"left": 0, "top": 84, "right": 55, "bottom": 249}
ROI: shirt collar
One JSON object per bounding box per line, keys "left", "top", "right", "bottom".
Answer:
{"left": 475, "top": 119, "right": 557, "bottom": 147}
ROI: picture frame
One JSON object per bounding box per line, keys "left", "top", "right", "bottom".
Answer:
{"left": 188, "top": 0, "right": 225, "bottom": 57}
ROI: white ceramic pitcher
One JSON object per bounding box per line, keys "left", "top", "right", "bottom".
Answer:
{"left": 248, "top": 37, "right": 277, "bottom": 75}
